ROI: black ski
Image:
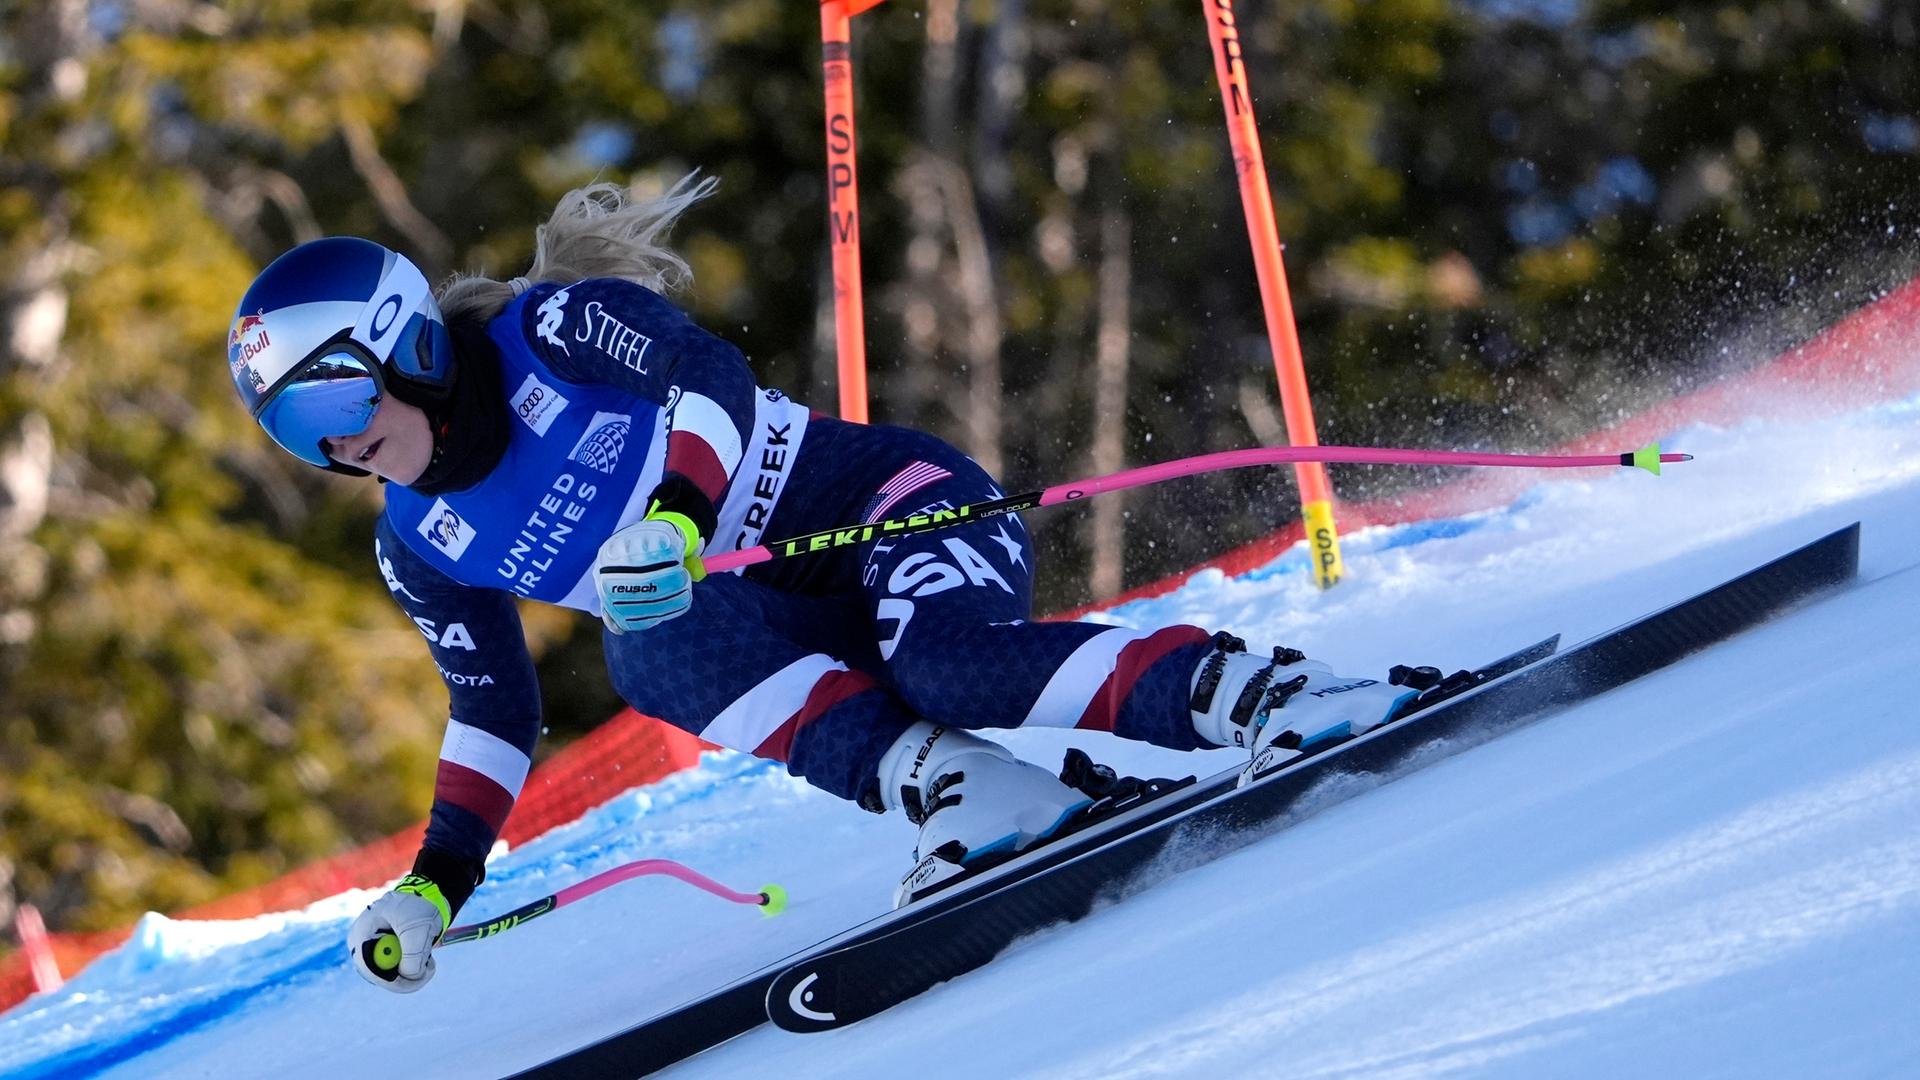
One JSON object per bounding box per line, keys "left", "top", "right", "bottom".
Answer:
{"left": 506, "top": 523, "right": 1858, "bottom": 1074}
{"left": 891, "top": 631, "right": 1560, "bottom": 908}
{"left": 762, "top": 641, "right": 1551, "bottom": 1032}
{"left": 762, "top": 523, "right": 1861, "bottom": 1033}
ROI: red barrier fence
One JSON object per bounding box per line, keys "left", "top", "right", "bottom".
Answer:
{"left": 5, "top": 276, "right": 1918, "bottom": 1014}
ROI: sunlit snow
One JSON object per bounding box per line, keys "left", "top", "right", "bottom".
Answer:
{"left": 4, "top": 390, "right": 1917, "bottom": 1080}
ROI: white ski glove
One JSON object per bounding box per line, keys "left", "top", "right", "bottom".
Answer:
{"left": 348, "top": 874, "right": 453, "bottom": 994}
{"left": 595, "top": 507, "right": 706, "bottom": 634}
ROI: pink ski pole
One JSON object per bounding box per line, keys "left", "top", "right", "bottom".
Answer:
{"left": 441, "top": 860, "right": 787, "bottom": 947}
{"left": 365, "top": 860, "right": 786, "bottom": 973}
{"left": 704, "top": 441, "right": 1690, "bottom": 574}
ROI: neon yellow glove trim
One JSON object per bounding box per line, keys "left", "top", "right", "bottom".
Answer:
{"left": 396, "top": 873, "right": 453, "bottom": 932}
{"left": 645, "top": 502, "right": 708, "bottom": 582}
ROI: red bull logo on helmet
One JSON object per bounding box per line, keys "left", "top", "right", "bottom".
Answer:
{"left": 229, "top": 312, "right": 266, "bottom": 347}
{"left": 227, "top": 312, "right": 272, "bottom": 392}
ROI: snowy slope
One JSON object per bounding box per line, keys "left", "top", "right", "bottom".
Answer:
{"left": 3, "top": 391, "right": 1918, "bottom": 1080}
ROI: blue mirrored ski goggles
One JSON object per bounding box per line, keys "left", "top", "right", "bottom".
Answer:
{"left": 254, "top": 342, "right": 386, "bottom": 468}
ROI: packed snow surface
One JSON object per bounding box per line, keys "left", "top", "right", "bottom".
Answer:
{"left": 4, "top": 391, "right": 1918, "bottom": 1079}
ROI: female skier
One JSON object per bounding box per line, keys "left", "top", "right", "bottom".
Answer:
{"left": 225, "top": 178, "right": 1416, "bottom": 992}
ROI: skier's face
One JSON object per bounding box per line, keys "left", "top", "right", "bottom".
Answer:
{"left": 325, "top": 396, "right": 432, "bottom": 486}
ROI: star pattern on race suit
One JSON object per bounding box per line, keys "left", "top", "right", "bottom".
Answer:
{"left": 602, "top": 576, "right": 913, "bottom": 803}
{"left": 990, "top": 524, "right": 1026, "bottom": 571}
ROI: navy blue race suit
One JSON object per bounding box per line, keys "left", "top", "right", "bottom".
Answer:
{"left": 376, "top": 280, "right": 1216, "bottom": 875}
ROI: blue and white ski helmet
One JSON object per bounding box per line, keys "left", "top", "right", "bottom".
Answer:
{"left": 227, "top": 237, "right": 453, "bottom": 472}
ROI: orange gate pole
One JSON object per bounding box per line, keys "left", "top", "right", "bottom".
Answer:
{"left": 1203, "top": 0, "right": 1345, "bottom": 588}
{"left": 820, "top": 1, "right": 888, "bottom": 423}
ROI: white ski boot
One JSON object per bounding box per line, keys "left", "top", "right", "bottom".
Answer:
{"left": 875, "top": 721, "right": 1094, "bottom": 907}
{"left": 1188, "top": 634, "right": 1420, "bottom": 784}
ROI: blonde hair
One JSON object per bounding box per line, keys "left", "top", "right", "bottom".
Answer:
{"left": 438, "top": 173, "right": 718, "bottom": 324}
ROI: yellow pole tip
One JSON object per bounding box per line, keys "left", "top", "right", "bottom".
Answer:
{"left": 758, "top": 883, "right": 789, "bottom": 917}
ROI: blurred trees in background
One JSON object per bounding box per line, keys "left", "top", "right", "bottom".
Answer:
{"left": 1, "top": 0, "right": 1914, "bottom": 937}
